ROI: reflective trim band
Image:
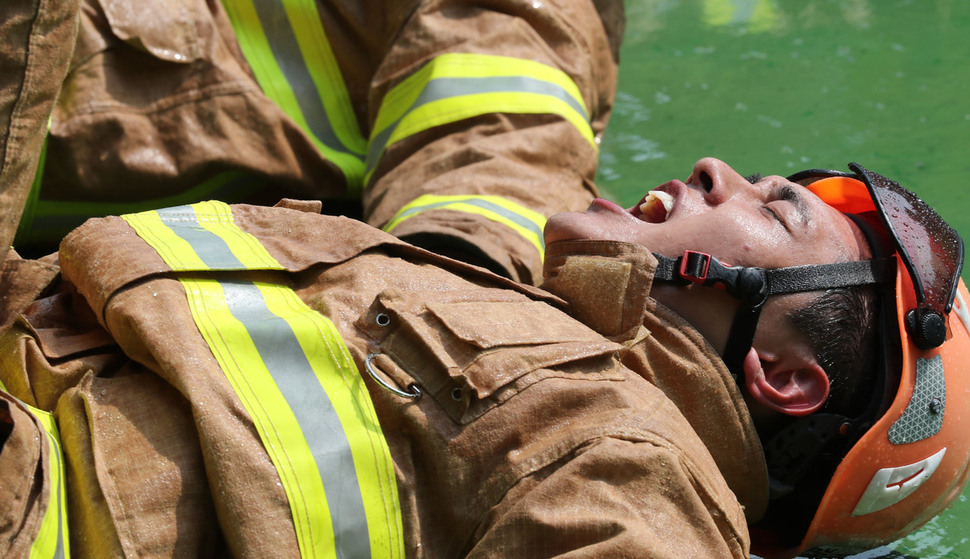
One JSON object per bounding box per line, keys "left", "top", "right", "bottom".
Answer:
{"left": 382, "top": 194, "right": 547, "bottom": 259}
{"left": 221, "top": 0, "right": 366, "bottom": 191}
{"left": 30, "top": 408, "right": 69, "bottom": 559}
{"left": 366, "top": 53, "right": 595, "bottom": 184}
{"left": 122, "top": 201, "right": 403, "bottom": 559}
{"left": 889, "top": 354, "right": 946, "bottom": 444}
{"left": 0, "top": 377, "right": 70, "bottom": 559}
{"left": 121, "top": 200, "right": 283, "bottom": 271}
{"left": 14, "top": 171, "right": 265, "bottom": 250}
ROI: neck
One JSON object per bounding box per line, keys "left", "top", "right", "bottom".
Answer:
{"left": 648, "top": 282, "right": 740, "bottom": 358}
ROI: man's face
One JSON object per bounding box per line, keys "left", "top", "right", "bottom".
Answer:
{"left": 545, "top": 157, "right": 870, "bottom": 269}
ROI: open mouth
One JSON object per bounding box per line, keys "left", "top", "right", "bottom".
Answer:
{"left": 633, "top": 190, "right": 674, "bottom": 223}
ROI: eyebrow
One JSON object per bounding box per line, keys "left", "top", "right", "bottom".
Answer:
{"left": 778, "top": 184, "right": 812, "bottom": 224}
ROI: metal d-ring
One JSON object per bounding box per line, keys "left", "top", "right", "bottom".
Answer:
{"left": 365, "top": 353, "right": 422, "bottom": 399}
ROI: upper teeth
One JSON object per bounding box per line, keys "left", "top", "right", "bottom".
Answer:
{"left": 640, "top": 190, "right": 674, "bottom": 217}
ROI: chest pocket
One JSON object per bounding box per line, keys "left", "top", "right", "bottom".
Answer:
{"left": 358, "top": 287, "right": 624, "bottom": 424}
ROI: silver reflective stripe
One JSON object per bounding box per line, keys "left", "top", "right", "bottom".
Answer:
{"left": 156, "top": 206, "right": 246, "bottom": 269}
{"left": 251, "top": 0, "right": 351, "bottom": 158}
{"left": 220, "top": 280, "right": 370, "bottom": 559}
{"left": 156, "top": 205, "right": 372, "bottom": 558}
{"left": 366, "top": 75, "right": 590, "bottom": 174}
{"left": 123, "top": 201, "right": 405, "bottom": 558}
{"left": 389, "top": 197, "right": 545, "bottom": 249}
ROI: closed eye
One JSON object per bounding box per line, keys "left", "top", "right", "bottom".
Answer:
{"left": 762, "top": 204, "right": 785, "bottom": 226}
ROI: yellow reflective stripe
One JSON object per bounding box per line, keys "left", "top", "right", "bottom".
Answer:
{"left": 121, "top": 210, "right": 209, "bottom": 270}
{"left": 0, "top": 376, "right": 70, "bottom": 559}
{"left": 282, "top": 0, "right": 366, "bottom": 155}
{"left": 221, "top": 0, "right": 366, "bottom": 192}
{"left": 122, "top": 201, "right": 403, "bottom": 559}
{"left": 182, "top": 277, "right": 339, "bottom": 557}
{"left": 367, "top": 53, "right": 595, "bottom": 184}
{"left": 383, "top": 194, "right": 546, "bottom": 259}
{"left": 177, "top": 200, "right": 282, "bottom": 270}
{"left": 121, "top": 201, "right": 284, "bottom": 271}
{"left": 14, "top": 171, "right": 265, "bottom": 249}
{"left": 372, "top": 53, "right": 589, "bottom": 135}
{"left": 259, "top": 282, "right": 403, "bottom": 558}
{"left": 392, "top": 90, "right": 589, "bottom": 148}
{"left": 29, "top": 408, "right": 69, "bottom": 559}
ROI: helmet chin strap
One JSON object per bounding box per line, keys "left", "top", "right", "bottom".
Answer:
{"left": 652, "top": 250, "right": 896, "bottom": 380}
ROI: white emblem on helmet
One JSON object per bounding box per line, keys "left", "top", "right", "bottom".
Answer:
{"left": 851, "top": 447, "right": 947, "bottom": 516}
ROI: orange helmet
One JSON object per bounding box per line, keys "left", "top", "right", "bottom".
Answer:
{"left": 750, "top": 164, "right": 970, "bottom": 557}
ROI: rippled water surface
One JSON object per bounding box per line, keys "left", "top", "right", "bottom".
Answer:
{"left": 596, "top": 1, "right": 970, "bottom": 557}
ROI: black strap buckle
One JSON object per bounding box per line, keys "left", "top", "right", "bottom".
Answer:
{"left": 677, "top": 250, "right": 769, "bottom": 308}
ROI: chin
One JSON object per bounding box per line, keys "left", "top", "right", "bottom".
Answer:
{"left": 543, "top": 211, "right": 590, "bottom": 245}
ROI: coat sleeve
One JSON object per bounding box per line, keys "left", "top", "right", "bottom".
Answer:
{"left": 363, "top": 0, "right": 625, "bottom": 284}
{"left": 0, "top": 0, "right": 78, "bottom": 261}
{"left": 465, "top": 436, "right": 752, "bottom": 559}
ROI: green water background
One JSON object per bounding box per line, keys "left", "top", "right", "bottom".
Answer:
{"left": 596, "top": 1, "right": 969, "bottom": 557}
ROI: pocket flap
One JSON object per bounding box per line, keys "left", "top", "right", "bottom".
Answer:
{"left": 366, "top": 289, "right": 623, "bottom": 410}
{"left": 426, "top": 300, "right": 610, "bottom": 349}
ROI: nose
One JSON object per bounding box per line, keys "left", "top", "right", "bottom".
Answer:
{"left": 688, "top": 157, "right": 765, "bottom": 205}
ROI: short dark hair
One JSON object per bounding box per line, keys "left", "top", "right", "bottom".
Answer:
{"left": 788, "top": 285, "right": 878, "bottom": 414}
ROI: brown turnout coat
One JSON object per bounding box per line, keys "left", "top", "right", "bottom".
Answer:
{"left": 0, "top": 201, "right": 768, "bottom": 557}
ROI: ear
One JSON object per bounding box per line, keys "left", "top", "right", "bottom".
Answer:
{"left": 742, "top": 347, "right": 830, "bottom": 417}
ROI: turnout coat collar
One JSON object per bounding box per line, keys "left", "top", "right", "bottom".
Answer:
{"left": 542, "top": 239, "right": 770, "bottom": 522}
